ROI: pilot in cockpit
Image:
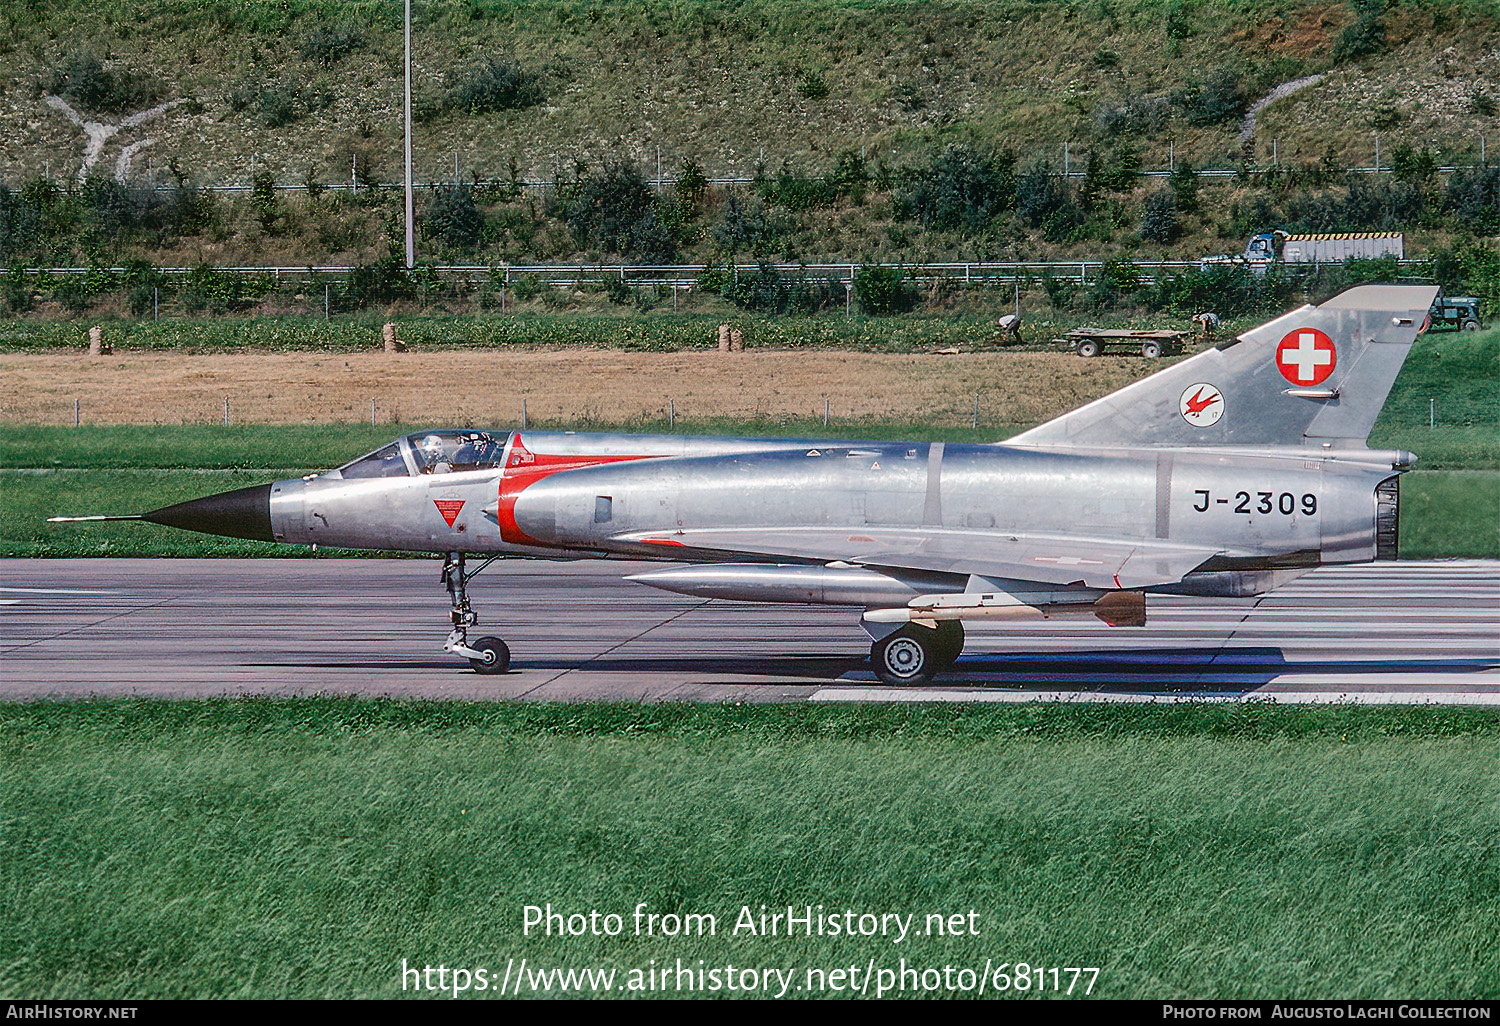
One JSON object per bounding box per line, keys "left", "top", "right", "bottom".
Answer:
{"left": 418, "top": 434, "right": 453, "bottom": 474}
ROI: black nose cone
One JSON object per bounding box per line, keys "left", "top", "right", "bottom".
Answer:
{"left": 144, "top": 484, "right": 274, "bottom": 541}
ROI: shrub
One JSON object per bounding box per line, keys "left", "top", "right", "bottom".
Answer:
{"left": 1169, "top": 160, "right": 1200, "bottom": 212}
{"left": 711, "top": 193, "right": 775, "bottom": 257}
{"left": 1015, "top": 159, "right": 1075, "bottom": 228}
{"left": 760, "top": 161, "right": 833, "bottom": 211}
{"left": 1140, "top": 190, "right": 1180, "bottom": 243}
{"left": 1040, "top": 273, "right": 1074, "bottom": 310}
{"left": 43, "top": 54, "right": 162, "bottom": 112}
{"left": 630, "top": 199, "right": 685, "bottom": 263}
{"left": 828, "top": 149, "right": 869, "bottom": 204}
{"left": 252, "top": 171, "right": 279, "bottom": 235}
{"left": 557, "top": 161, "right": 653, "bottom": 251}
{"left": 1172, "top": 72, "right": 1246, "bottom": 127}
{"left": 300, "top": 24, "right": 363, "bottom": 67}
{"left": 1445, "top": 166, "right": 1500, "bottom": 237}
{"left": 182, "top": 264, "right": 244, "bottom": 313}
{"left": 1390, "top": 144, "right": 1438, "bottom": 187}
{"left": 1283, "top": 178, "right": 1429, "bottom": 232}
{"left": 675, "top": 158, "right": 709, "bottom": 212}
{"left": 226, "top": 81, "right": 331, "bottom": 128}
{"left": 53, "top": 276, "right": 93, "bottom": 313}
{"left": 510, "top": 273, "right": 544, "bottom": 301}
{"left": 1145, "top": 264, "right": 1297, "bottom": 318}
{"left": 1333, "top": 6, "right": 1387, "bottom": 65}
{"left": 4, "top": 262, "right": 33, "bottom": 314}
{"left": 853, "top": 264, "right": 917, "bottom": 315}
{"left": 84, "top": 176, "right": 214, "bottom": 242}
{"left": 696, "top": 258, "right": 732, "bottom": 294}
{"left": 723, "top": 262, "right": 840, "bottom": 314}
{"left": 1082, "top": 145, "right": 1140, "bottom": 200}
{"left": 1094, "top": 95, "right": 1170, "bottom": 139}
{"left": 1165, "top": 0, "right": 1193, "bottom": 39}
{"left": 797, "top": 69, "right": 829, "bottom": 99}
{"left": 121, "top": 260, "right": 163, "bottom": 316}
{"left": 896, "top": 145, "right": 1016, "bottom": 235}
{"left": 450, "top": 57, "right": 545, "bottom": 114}
{"left": 426, "top": 185, "right": 484, "bottom": 252}
{"left": 343, "top": 257, "right": 415, "bottom": 309}
{"left": 601, "top": 274, "right": 631, "bottom": 305}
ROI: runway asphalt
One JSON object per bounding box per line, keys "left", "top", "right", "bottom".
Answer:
{"left": 2, "top": 558, "right": 1497, "bottom": 703}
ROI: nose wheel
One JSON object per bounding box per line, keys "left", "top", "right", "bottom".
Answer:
{"left": 440, "top": 552, "right": 510, "bottom": 674}
{"left": 466, "top": 635, "right": 511, "bottom": 675}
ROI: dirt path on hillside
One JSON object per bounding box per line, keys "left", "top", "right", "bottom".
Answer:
{"left": 0, "top": 349, "right": 1153, "bottom": 428}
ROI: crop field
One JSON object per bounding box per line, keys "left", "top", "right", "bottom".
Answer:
{"left": 0, "top": 700, "right": 1497, "bottom": 999}
{"left": 0, "top": 344, "right": 1148, "bottom": 429}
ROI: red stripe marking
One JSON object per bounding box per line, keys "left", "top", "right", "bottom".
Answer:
{"left": 494, "top": 433, "right": 661, "bottom": 546}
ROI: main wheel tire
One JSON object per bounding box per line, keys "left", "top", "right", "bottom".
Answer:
{"left": 1077, "top": 340, "right": 1101, "bottom": 358}
{"left": 468, "top": 635, "right": 511, "bottom": 675}
{"left": 931, "top": 620, "right": 965, "bottom": 670}
{"left": 1141, "top": 340, "right": 1162, "bottom": 358}
{"left": 871, "top": 626, "right": 937, "bottom": 686}
{"left": 870, "top": 630, "right": 936, "bottom": 684}
{"left": 1462, "top": 319, "right": 1481, "bottom": 331}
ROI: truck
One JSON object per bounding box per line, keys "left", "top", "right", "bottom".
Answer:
{"left": 1427, "top": 295, "right": 1484, "bottom": 332}
{"left": 1204, "top": 231, "right": 1405, "bottom": 269}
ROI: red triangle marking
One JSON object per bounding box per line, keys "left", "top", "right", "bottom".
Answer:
{"left": 433, "top": 500, "right": 465, "bottom": 527}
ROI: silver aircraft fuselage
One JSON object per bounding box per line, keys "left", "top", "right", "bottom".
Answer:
{"left": 266, "top": 428, "right": 1406, "bottom": 601}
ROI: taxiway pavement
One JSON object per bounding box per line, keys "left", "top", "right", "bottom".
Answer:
{"left": 2, "top": 558, "right": 1497, "bottom": 703}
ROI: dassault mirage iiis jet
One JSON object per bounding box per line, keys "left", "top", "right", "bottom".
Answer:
{"left": 52, "top": 284, "right": 1437, "bottom": 684}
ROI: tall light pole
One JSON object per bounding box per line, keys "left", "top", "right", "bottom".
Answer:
{"left": 403, "top": 0, "right": 414, "bottom": 269}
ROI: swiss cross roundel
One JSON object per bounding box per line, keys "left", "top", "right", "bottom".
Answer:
{"left": 1276, "top": 328, "right": 1337, "bottom": 386}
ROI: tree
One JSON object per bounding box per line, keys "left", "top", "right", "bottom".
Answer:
{"left": 1140, "top": 190, "right": 1180, "bottom": 244}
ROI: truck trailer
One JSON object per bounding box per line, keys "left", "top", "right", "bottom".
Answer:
{"left": 1278, "top": 232, "right": 1404, "bottom": 264}
{"left": 1206, "top": 231, "right": 1404, "bottom": 268}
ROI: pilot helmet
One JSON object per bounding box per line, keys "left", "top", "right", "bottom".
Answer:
{"left": 418, "top": 434, "right": 447, "bottom": 463}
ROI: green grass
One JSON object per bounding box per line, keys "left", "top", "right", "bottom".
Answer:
{"left": 1, "top": 699, "right": 1497, "bottom": 999}
{"left": 0, "top": 421, "right": 1029, "bottom": 472}
{"left": 0, "top": 423, "right": 401, "bottom": 470}
{"left": 1396, "top": 470, "right": 1500, "bottom": 559}
{"left": 1, "top": 469, "right": 294, "bottom": 557}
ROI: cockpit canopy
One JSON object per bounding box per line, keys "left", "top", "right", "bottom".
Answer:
{"left": 338, "top": 430, "right": 508, "bottom": 479}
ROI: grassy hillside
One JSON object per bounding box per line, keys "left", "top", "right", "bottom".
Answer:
{"left": 5, "top": 0, "right": 1499, "bottom": 184}
{"left": 1, "top": 0, "right": 1499, "bottom": 282}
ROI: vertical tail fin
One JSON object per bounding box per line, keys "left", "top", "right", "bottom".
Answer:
{"left": 1006, "top": 284, "right": 1439, "bottom": 450}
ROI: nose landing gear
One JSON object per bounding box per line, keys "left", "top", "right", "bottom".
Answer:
{"left": 440, "top": 552, "right": 510, "bottom": 674}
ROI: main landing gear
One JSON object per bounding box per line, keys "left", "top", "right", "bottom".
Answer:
{"left": 869, "top": 620, "right": 964, "bottom": 686}
{"left": 441, "top": 552, "right": 510, "bottom": 674}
